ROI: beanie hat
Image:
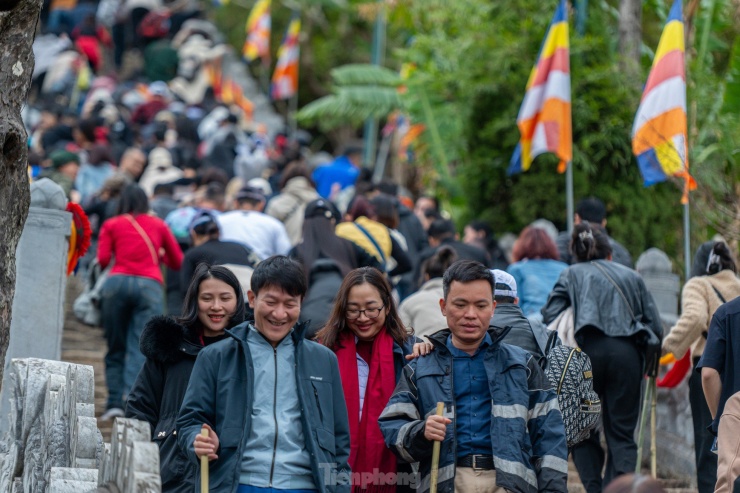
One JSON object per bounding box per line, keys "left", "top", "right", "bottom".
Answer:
{"left": 49, "top": 150, "right": 80, "bottom": 169}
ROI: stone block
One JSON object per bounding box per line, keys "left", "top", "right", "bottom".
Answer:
{"left": 1, "top": 208, "right": 72, "bottom": 436}
{"left": 50, "top": 467, "right": 98, "bottom": 482}
{"left": 128, "top": 473, "right": 161, "bottom": 493}
{"left": 47, "top": 479, "right": 98, "bottom": 493}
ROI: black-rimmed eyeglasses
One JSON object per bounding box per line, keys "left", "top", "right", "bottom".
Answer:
{"left": 346, "top": 305, "right": 385, "bottom": 320}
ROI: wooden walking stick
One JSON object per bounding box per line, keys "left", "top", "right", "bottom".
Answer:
{"left": 201, "top": 428, "right": 209, "bottom": 493}
{"left": 430, "top": 402, "right": 445, "bottom": 493}
{"left": 635, "top": 377, "right": 652, "bottom": 474}
{"left": 650, "top": 376, "right": 658, "bottom": 478}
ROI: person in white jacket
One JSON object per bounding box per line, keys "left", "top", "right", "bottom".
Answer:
{"left": 399, "top": 246, "right": 457, "bottom": 337}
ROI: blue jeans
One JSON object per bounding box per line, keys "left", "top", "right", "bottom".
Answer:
{"left": 237, "top": 486, "right": 316, "bottom": 493}
{"left": 101, "top": 275, "right": 163, "bottom": 409}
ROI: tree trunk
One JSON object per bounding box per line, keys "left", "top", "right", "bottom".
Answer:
{"left": 619, "top": 0, "right": 642, "bottom": 79}
{"left": 0, "top": 0, "right": 39, "bottom": 388}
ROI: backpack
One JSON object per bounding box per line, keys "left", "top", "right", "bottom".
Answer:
{"left": 73, "top": 260, "right": 111, "bottom": 326}
{"left": 544, "top": 343, "right": 601, "bottom": 448}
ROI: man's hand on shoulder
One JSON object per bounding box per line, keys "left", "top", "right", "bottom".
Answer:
{"left": 193, "top": 423, "right": 220, "bottom": 461}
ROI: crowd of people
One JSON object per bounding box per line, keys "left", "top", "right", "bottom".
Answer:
{"left": 21, "top": 1, "right": 740, "bottom": 491}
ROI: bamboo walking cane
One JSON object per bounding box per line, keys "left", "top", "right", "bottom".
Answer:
{"left": 430, "top": 402, "right": 445, "bottom": 493}
{"left": 635, "top": 378, "right": 653, "bottom": 474}
{"left": 650, "top": 377, "right": 657, "bottom": 478}
{"left": 201, "top": 428, "right": 209, "bottom": 493}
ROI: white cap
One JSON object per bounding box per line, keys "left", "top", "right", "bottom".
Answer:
{"left": 491, "top": 269, "right": 517, "bottom": 298}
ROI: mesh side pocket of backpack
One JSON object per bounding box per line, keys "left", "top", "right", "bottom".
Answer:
{"left": 545, "top": 345, "right": 601, "bottom": 448}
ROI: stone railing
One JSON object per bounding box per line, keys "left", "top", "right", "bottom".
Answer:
{"left": 0, "top": 358, "right": 161, "bottom": 493}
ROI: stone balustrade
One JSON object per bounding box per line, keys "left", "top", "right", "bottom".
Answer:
{"left": 0, "top": 358, "right": 161, "bottom": 493}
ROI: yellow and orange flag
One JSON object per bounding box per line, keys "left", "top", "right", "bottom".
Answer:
{"left": 271, "top": 14, "right": 300, "bottom": 100}
{"left": 632, "top": 0, "right": 695, "bottom": 203}
{"left": 242, "top": 0, "right": 271, "bottom": 62}
{"left": 509, "top": 0, "right": 571, "bottom": 175}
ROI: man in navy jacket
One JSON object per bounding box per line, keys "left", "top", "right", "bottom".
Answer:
{"left": 177, "top": 256, "right": 351, "bottom": 493}
{"left": 379, "top": 260, "right": 567, "bottom": 493}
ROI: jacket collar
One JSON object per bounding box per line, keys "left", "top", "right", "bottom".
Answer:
{"left": 491, "top": 303, "right": 528, "bottom": 327}
{"left": 426, "top": 325, "right": 511, "bottom": 353}
{"left": 226, "top": 319, "right": 311, "bottom": 345}
{"left": 419, "top": 278, "right": 444, "bottom": 292}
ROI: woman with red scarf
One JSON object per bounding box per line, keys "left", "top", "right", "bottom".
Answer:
{"left": 318, "top": 267, "right": 419, "bottom": 493}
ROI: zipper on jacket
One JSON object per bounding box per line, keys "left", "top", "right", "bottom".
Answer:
{"left": 313, "top": 385, "right": 324, "bottom": 422}
{"left": 449, "top": 356, "right": 457, "bottom": 479}
{"left": 269, "top": 346, "right": 279, "bottom": 487}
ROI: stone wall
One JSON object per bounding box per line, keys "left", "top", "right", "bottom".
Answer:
{"left": 0, "top": 207, "right": 72, "bottom": 436}
{"left": 0, "top": 358, "right": 160, "bottom": 493}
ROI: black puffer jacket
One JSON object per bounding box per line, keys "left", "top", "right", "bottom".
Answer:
{"left": 126, "top": 316, "right": 220, "bottom": 493}
{"left": 541, "top": 259, "right": 662, "bottom": 341}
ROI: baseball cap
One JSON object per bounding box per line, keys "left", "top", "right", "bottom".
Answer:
{"left": 304, "top": 198, "right": 340, "bottom": 223}
{"left": 491, "top": 269, "right": 517, "bottom": 298}
{"left": 235, "top": 185, "right": 266, "bottom": 203}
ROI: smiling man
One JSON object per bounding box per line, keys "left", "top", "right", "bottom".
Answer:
{"left": 177, "top": 256, "right": 351, "bottom": 493}
{"left": 379, "top": 260, "right": 567, "bottom": 493}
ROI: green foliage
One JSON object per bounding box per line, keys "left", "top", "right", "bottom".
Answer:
{"left": 389, "top": 0, "right": 685, "bottom": 261}
{"left": 209, "top": 0, "right": 740, "bottom": 265}
{"left": 296, "top": 64, "right": 402, "bottom": 128}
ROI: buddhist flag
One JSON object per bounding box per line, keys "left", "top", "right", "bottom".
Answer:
{"left": 243, "top": 0, "right": 271, "bottom": 62}
{"left": 271, "top": 14, "right": 300, "bottom": 100}
{"left": 632, "top": 0, "right": 695, "bottom": 203}
{"left": 509, "top": 0, "right": 572, "bottom": 175}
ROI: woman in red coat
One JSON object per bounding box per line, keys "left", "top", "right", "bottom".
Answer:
{"left": 97, "top": 184, "right": 183, "bottom": 419}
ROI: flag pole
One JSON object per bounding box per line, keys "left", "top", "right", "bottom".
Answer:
{"left": 566, "top": 161, "right": 574, "bottom": 232}
{"left": 289, "top": 93, "right": 298, "bottom": 139}
{"left": 683, "top": 199, "right": 691, "bottom": 279}
{"left": 363, "top": 0, "right": 386, "bottom": 169}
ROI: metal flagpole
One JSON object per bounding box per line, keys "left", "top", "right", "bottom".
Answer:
{"left": 363, "top": 0, "right": 386, "bottom": 168}
{"left": 684, "top": 200, "right": 691, "bottom": 279}
{"left": 568, "top": 1, "right": 585, "bottom": 233}
{"left": 566, "top": 161, "right": 574, "bottom": 232}
{"left": 289, "top": 93, "right": 298, "bottom": 139}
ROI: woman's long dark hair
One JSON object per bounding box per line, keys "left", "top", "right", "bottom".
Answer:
{"left": 297, "top": 215, "right": 357, "bottom": 280}
{"left": 316, "top": 267, "right": 411, "bottom": 348}
{"left": 116, "top": 184, "right": 149, "bottom": 216}
{"left": 178, "top": 264, "right": 247, "bottom": 332}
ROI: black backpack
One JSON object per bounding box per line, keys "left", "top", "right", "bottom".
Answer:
{"left": 544, "top": 340, "right": 601, "bottom": 448}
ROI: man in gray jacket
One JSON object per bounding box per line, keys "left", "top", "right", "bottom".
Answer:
{"left": 490, "top": 270, "right": 549, "bottom": 368}
{"left": 177, "top": 256, "right": 351, "bottom": 493}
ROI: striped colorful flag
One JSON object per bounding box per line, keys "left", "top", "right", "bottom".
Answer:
{"left": 242, "top": 0, "right": 271, "bottom": 62}
{"left": 509, "top": 0, "right": 571, "bottom": 175}
{"left": 632, "top": 0, "right": 695, "bottom": 203}
{"left": 271, "top": 14, "right": 300, "bottom": 100}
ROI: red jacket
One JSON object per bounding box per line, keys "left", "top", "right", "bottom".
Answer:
{"left": 98, "top": 213, "right": 183, "bottom": 284}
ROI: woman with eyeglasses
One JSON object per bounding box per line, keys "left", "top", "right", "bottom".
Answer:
{"left": 317, "top": 267, "right": 427, "bottom": 492}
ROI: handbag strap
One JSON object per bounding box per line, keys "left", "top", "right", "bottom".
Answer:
{"left": 591, "top": 261, "right": 637, "bottom": 322}
{"left": 355, "top": 222, "right": 387, "bottom": 265}
{"left": 124, "top": 214, "right": 159, "bottom": 265}
{"left": 708, "top": 282, "right": 727, "bottom": 304}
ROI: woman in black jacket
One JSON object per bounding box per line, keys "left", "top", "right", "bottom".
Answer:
{"left": 541, "top": 223, "right": 662, "bottom": 493}
{"left": 125, "top": 264, "right": 247, "bottom": 493}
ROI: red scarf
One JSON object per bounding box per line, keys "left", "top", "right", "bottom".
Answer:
{"left": 336, "top": 328, "right": 398, "bottom": 493}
